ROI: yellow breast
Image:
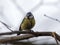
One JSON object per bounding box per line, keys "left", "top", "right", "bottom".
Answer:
{"left": 21, "top": 18, "right": 35, "bottom": 30}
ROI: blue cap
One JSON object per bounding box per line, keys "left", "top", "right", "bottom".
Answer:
{"left": 26, "top": 12, "right": 33, "bottom": 17}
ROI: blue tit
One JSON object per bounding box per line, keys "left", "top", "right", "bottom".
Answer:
{"left": 17, "top": 12, "right": 35, "bottom": 35}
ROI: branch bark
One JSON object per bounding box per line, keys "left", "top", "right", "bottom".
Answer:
{"left": 0, "top": 31, "right": 60, "bottom": 43}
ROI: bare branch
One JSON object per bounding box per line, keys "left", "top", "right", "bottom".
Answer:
{"left": 0, "top": 31, "right": 60, "bottom": 43}
{"left": 0, "top": 34, "right": 34, "bottom": 43}
{"left": 0, "top": 21, "right": 13, "bottom": 32}
{"left": 44, "top": 14, "right": 60, "bottom": 23}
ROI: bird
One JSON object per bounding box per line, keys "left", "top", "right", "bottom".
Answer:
{"left": 17, "top": 12, "right": 35, "bottom": 35}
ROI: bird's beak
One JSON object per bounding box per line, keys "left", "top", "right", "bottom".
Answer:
{"left": 27, "top": 16, "right": 29, "bottom": 19}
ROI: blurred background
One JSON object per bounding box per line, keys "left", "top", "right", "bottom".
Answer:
{"left": 0, "top": 0, "right": 60, "bottom": 45}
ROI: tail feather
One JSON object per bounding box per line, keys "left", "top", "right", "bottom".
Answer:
{"left": 17, "top": 26, "right": 21, "bottom": 35}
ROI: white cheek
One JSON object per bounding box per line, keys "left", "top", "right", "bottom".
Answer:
{"left": 30, "top": 16, "right": 34, "bottom": 18}
{"left": 25, "top": 16, "right": 27, "bottom": 18}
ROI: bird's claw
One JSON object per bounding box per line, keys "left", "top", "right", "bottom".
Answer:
{"left": 29, "top": 30, "right": 34, "bottom": 33}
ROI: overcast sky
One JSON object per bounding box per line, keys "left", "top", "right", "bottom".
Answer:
{"left": 0, "top": 0, "right": 60, "bottom": 44}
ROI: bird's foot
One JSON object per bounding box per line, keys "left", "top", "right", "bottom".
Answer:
{"left": 28, "top": 30, "right": 34, "bottom": 33}
{"left": 17, "top": 33, "right": 21, "bottom": 36}
{"left": 17, "top": 30, "right": 22, "bottom": 36}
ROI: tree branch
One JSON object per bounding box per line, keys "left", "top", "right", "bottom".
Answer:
{"left": 0, "top": 31, "right": 60, "bottom": 43}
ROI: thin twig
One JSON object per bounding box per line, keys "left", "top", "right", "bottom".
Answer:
{"left": 44, "top": 14, "right": 60, "bottom": 23}
{"left": 0, "top": 21, "right": 13, "bottom": 32}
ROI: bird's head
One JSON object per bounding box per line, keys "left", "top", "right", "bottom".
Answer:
{"left": 25, "top": 12, "right": 34, "bottom": 19}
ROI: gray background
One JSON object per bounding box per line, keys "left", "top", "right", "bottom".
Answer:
{"left": 0, "top": 0, "right": 60, "bottom": 45}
